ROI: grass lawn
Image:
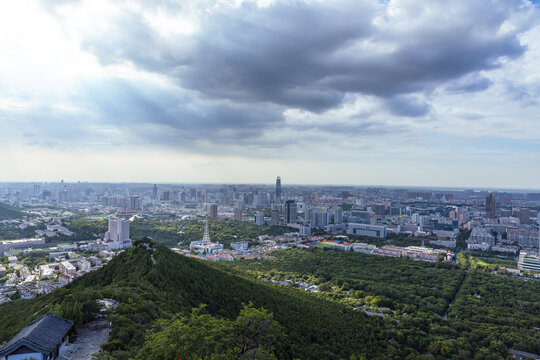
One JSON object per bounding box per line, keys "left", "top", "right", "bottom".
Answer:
{"left": 313, "top": 241, "right": 337, "bottom": 248}
{"left": 475, "top": 256, "right": 518, "bottom": 269}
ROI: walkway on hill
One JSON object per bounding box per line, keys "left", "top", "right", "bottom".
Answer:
{"left": 62, "top": 320, "right": 110, "bottom": 360}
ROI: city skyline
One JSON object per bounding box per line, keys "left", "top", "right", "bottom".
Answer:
{"left": 1, "top": 1, "right": 540, "bottom": 188}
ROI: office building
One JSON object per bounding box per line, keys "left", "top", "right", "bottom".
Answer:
{"left": 275, "top": 176, "right": 282, "bottom": 201}
{"left": 271, "top": 210, "right": 280, "bottom": 225}
{"left": 208, "top": 204, "right": 218, "bottom": 218}
{"left": 129, "top": 195, "right": 140, "bottom": 210}
{"left": 152, "top": 184, "right": 158, "bottom": 200}
{"left": 162, "top": 190, "right": 170, "bottom": 201}
{"left": 347, "top": 223, "right": 387, "bottom": 238}
{"left": 519, "top": 208, "right": 530, "bottom": 225}
{"left": 284, "top": 200, "right": 297, "bottom": 224}
{"left": 255, "top": 211, "right": 265, "bottom": 225}
{"left": 33, "top": 184, "right": 40, "bottom": 197}
{"left": 486, "top": 194, "right": 496, "bottom": 218}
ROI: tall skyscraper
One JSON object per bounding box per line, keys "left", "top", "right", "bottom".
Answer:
{"left": 284, "top": 200, "right": 297, "bottom": 224}
{"left": 485, "top": 194, "right": 496, "bottom": 219}
{"left": 275, "top": 176, "right": 282, "bottom": 200}
{"left": 152, "top": 184, "right": 158, "bottom": 200}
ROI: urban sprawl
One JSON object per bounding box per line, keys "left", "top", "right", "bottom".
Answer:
{"left": 1, "top": 178, "right": 539, "bottom": 304}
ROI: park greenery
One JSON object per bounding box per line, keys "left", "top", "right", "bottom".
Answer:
{"left": 224, "top": 248, "right": 540, "bottom": 359}
{"left": 0, "top": 202, "right": 22, "bottom": 221}
{"left": 0, "top": 223, "right": 42, "bottom": 241}
{"left": 130, "top": 218, "right": 295, "bottom": 247}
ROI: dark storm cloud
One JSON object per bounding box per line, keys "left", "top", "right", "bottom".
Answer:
{"left": 0, "top": 77, "right": 285, "bottom": 152}
{"left": 79, "top": 78, "right": 286, "bottom": 146}
{"left": 24, "top": 0, "right": 535, "bottom": 153}
{"left": 78, "top": 0, "right": 528, "bottom": 114}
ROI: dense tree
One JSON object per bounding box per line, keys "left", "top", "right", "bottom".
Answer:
{"left": 136, "top": 304, "right": 282, "bottom": 360}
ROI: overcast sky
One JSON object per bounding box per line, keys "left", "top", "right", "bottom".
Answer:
{"left": 1, "top": 0, "right": 540, "bottom": 188}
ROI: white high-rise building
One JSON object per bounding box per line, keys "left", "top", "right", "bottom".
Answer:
{"left": 104, "top": 216, "right": 132, "bottom": 250}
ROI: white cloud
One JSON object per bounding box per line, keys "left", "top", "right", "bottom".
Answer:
{"left": 1, "top": 0, "right": 540, "bottom": 187}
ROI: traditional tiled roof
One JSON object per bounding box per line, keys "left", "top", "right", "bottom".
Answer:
{"left": 0, "top": 313, "right": 73, "bottom": 357}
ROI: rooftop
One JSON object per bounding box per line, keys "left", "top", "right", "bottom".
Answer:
{"left": 0, "top": 313, "right": 73, "bottom": 357}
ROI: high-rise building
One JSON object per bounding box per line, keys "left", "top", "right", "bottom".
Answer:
{"left": 208, "top": 204, "right": 218, "bottom": 218}
{"left": 332, "top": 208, "right": 343, "bottom": 224}
{"left": 255, "top": 211, "right": 265, "bottom": 225}
{"left": 104, "top": 216, "right": 132, "bottom": 249}
{"left": 129, "top": 195, "right": 140, "bottom": 210}
{"left": 33, "top": 184, "right": 40, "bottom": 197}
{"left": 162, "top": 191, "right": 170, "bottom": 201}
{"left": 485, "top": 194, "right": 496, "bottom": 219}
{"left": 319, "top": 211, "right": 329, "bottom": 228}
{"left": 519, "top": 208, "right": 531, "bottom": 225}
{"left": 275, "top": 176, "right": 282, "bottom": 201}
{"left": 300, "top": 225, "right": 311, "bottom": 236}
{"left": 152, "top": 184, "right": 158, "bottom": 200}
{"left": 535, "top": 214, "right": 540, "bottom": 257}
{"left": 58, "top": 188, "right": 69, "bottom": 203}
{"left": 233, "top": 208, "right": 243, "bottom": 222}
{"left": 284, "top": 200, "right": 297, "bottom": 224}
{"left": 271, "top": 210, "right": 280, "bottom": 225}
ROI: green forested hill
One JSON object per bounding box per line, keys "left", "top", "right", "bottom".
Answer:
{"left": 2, "top": 244, "right": 537, "bottom": 359}
{"left": 0, "top": 202, "right": 22, "bottom": 220}
{"left": 0, "top": 244, "right": 389, "bottom": 359}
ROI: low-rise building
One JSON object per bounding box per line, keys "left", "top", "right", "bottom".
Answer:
{"left": 351, "top": 242, "right": 377, "bottom": 254}
{"left": 468, "top": 242, "right": 491, "bottom": 251}
{"left": 468, "top": 227, "right": 495, "bottom": 245}
{"left": 59, "top": 261, "right": 76, "bottom": 274}
{"left": 518, "top": 252, "right": 540, "bottom": 272}
{"left": 347, "top": 223, "right": 387, "bottom": 238}
{"left": 230, "top": 241, "right": 249, "bottom": 251}
{"left": 0, "top": 313, "right": 73, "bottom": 360}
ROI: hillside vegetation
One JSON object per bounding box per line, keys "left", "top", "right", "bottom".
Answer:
{"left": 1, "top": 244, "right": 538, "bottom": 359}
{"left": 0, "top": 244, "right": 388, "bottom": 359}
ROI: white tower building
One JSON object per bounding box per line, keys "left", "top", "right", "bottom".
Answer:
{"left": 105, "top": 216, "right": 132, "bottom": 249}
